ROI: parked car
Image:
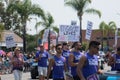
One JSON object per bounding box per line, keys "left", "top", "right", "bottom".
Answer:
{"left": 30, "top": 62, "right": 38, "bottom": 79}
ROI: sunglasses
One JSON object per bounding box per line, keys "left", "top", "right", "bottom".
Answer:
{"left": 96, "top": 47, "right": 99, "bottom": 50}
{"left": 57, "top": 48, "right": 62, "bottom": 50}
{"left": 93, "top": 46, "right": 99, "bottom": 50}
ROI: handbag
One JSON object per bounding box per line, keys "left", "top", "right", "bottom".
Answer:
{"left": 18, "top": 67, "right": 23, "bottom": 71}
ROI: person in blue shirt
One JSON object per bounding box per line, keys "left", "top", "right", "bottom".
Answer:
{"left": 108, "top": 46, "right": 120, "bottom": 71}
{"left": 62, "top": 42, "right": 70, "bottom": 70}
{"left": 35, "top": 44, "right": 49, "bottom": 80}
{"left": 77, "top": 41, "right": 101, "bottom": 80}
{"left": 68, "top": 42, "right": 83, "bottom": 80}
{"left": 47, "top": 44, "right": 68, "bottom": 80}
{"left": 62, "top": 42, "right": 72, "bottom": 80}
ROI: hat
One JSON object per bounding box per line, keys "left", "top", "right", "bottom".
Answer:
{"left": 15, "top": 47, "right": 20, "bottom": 51}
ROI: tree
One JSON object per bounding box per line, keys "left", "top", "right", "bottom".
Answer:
{"left": 7, "top": 0, "right": 45, "bottom": 53}
{"left": 0, "top": 23, "right": 4, "bottom": 49}
{"left": 99, "top": 21, "right": 116, "bottom": 50}
{"left": 0, "top": 23, "right": 4, "bottom": 40}
{"left": 0, "top": 0, "right": 22, "bottom": 34}
{"left": 65, "top": 0, "right": 101, "bottom": 43}
{"left": 36, "top": 12, "right": 59, "bottom": 50}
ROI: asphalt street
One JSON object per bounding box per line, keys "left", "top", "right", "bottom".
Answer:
{"left": 1, "top": 63, "right": 111, "bottom": 80}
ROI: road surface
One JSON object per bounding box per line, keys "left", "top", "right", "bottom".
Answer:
{"left": 1, "top": 63, "right": 111, "bottom": 80}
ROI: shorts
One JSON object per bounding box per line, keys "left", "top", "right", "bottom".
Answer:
{"left": 38, "top": 66, "right": 47, "bottom": 76}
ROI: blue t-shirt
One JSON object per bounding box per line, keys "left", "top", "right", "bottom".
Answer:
{"left": 82, "top": 53, "right": 98, "bottom": 79}
{"left": 71, "top": 51, "right": 82, "bottom": 76}
{"left": 36, "top": 50, "right": 49, "bottom": 67}
{"left": 52, "top": 55, "right": 65, "bottom": 79}
{"left": 62, "top": 50, "right": 70, "bottom": 70}
{"left": 111, "top": 54, "right": 120, "bottom": 71}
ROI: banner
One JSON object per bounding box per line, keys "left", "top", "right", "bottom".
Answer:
{"left": 85, "top": 21, "right": 93, "bottom": 40}
{"left": 42, "top": 29, "right": 49, "bottom": 43}
{"left": 5, "top": 34, "right": 15, "bottom": 48}
{"left": 58, "top": 25, "right": 80, "bottom": 42}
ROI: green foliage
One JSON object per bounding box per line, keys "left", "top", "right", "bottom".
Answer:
{"left": 26, "top": 34, "right": 36, "bottom": 52}
{"left": 0, "top": 23, "right": 4, "bottom": 41}
{"left": 82, "top": 42, "right": 87, "bottom": 51}
{"left": 65, "top": 0, "right": 101, "bottom": 43}
{"left": 36, "top": 12, "right": 59, "bottom": 39}
{"left": 6, "top": 0, "right": 45, "bottom": 53}
{"left": 99, "top": 21, "right": 116, "bottom": 36}
{"left": 99, "top": 21, "right": 117, "bottom": 50}
{"left": 65, "top": 0, "right": 101, "bottom": 17}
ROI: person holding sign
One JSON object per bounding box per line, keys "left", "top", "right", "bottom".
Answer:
{"left": 77, "top": 41, "right": 101, "bottom": 80}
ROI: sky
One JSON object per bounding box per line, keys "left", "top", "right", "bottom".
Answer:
{"left": 27, "top": 0, "right": 120, "bottom": 35}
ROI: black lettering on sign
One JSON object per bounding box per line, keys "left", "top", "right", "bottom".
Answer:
{"left": 6, "top": 36, "right": 13, "bottom": 41}
{"left": 63, "top": 26, "right": 76, "bottom": 35}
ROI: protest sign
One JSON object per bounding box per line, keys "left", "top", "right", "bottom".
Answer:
{"left": 5, "top": 34, "right": 15, "bottom": 48}
{"left": 58, "top": 25, "right": 80, "bottom": 42}
{"left": 85, "top": 21, "right": 93, "bottom": 40}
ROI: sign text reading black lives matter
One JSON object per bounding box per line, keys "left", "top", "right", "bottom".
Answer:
{"left": 59, "top": 25, "right": 80, "bottom": 42}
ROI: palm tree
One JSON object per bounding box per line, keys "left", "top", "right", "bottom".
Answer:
{"left": 7, "top": 0, "right": 45, "bottom": 53}
{"left": 65, "top": 0, "right": 101, "bottom": 43}
{"left": 0, "top": 23, "right": 4, "bottom": 39}
{"left": 99, "top": 21, "right": 116, "bottom": 50}
{"left": 0, "top": 23, "right": 4, "bottom": 49}
{"left": 36, "top": 12, "right": 59, "bottom": 50}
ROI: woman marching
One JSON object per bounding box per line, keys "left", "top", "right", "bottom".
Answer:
{"left": 11, "top": 47, "right": 24, "bottom": 80}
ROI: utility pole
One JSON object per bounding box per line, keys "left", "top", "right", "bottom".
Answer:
{"left": 48, "top": 29, "right": 50, "bottom": 51}
{"left": 34, "top": 18, "right": 38, "bottom": 46}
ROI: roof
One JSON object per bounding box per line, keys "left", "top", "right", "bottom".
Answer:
{"left": 0, "top": 30, "right": 23, "bottom": 43}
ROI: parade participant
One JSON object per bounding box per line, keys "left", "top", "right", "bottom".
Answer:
{"left": 77, "top": 41, "right": 101, "bottom": 80}
{"left": 108, "top": 46, "right": 120, "bottom": 71}
{"left": 35, "top": 44, "right": 49, "bottom": 80}
{"left": 47, "top": 44, "right": 67, "bottom": 80}
{"left": 11, "top": 47, "right": 24, "bottom": 80}
{"left": 68, "top": 42, "right": 83, "bottom": 80}
{"left": 62, "top": 42, "right": 72, "bottom": 80}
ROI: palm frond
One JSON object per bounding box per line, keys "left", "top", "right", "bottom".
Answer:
{"left": 99, "top": 21, "right": 106, "bottom": 30}
{"left": 52, "top": 26, "right": 59, "bottom": 33}
{"left": 38, "top": 29, "right": 45, "bottom": 39}
{"left": 65, "top": 0, "right": 81, "bottom": 11}
{"left": 108, "top": 21, "right": 117, "bottom": 30}
{"left": 85, "top": 8, "right": 101, "bottom": 18}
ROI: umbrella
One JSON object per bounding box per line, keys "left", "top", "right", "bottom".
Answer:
{"left": 0, "top": 50, "right": 6, "bottom": 56}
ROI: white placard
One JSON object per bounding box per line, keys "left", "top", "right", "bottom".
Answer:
{"left": 58, "top": 25, "right": 80, "bottom": 42}
{"left": 85, "top": 21, "right": 93, "bottom": 40}
{"left": 42, "top": 29, "right": 49, "bottom": 42}
{"left": 5, "top": 34, "right": 15, "bottom": 48}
